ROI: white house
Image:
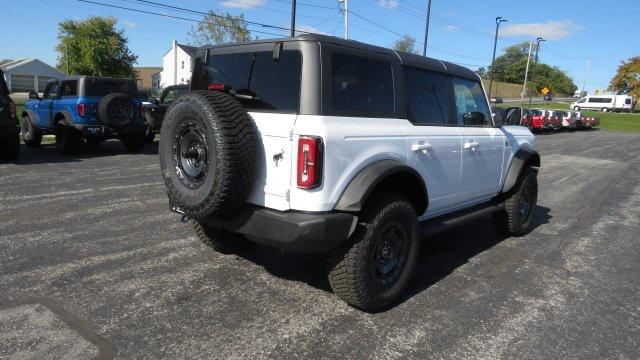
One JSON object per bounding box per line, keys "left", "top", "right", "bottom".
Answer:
{"left": 0, "top": 58, "right": 64, "bottom": 92}
{"left": 160, "top": 40, "right": 197, "bottom": 89}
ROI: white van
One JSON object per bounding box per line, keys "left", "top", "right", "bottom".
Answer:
{"left": 571, "top": 94, "right": 633, "bottom": 112}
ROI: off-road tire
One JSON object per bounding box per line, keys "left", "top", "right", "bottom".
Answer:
{"left": 98, "top": 93, "right": 135, "bottom": 129}
{"left": 0, "top": 127, "right": 20, "bottom": 161}
{"left": 493, "top": 167, "right": 538, "bottom": 236}
{"left": 55, "top": 124, "right": 83, "bottom": 155}
{"left": 327, "top": 193, "right": 420, "bottom": 312}
{"left": 122, "top": 131, "right": 146, "bottom": 153}
{"left": 192, "top": 219, "right": 254, "bottom": 254}
{"left": 159, "top": 91, "right": 257, "bottom": 218}
{"left": 22, "top": 115, "right": 43, "bottom": 147}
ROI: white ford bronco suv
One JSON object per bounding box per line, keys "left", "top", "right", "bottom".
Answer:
{"left": 159, "top": 35, "right": 540, "bottom": 311}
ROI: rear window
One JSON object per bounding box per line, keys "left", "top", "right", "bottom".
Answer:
{"left": 331, "top": 52, "right": 394, "bottom": 115}
{"left": 209, "top": 50, "right": 301, "bottom": 112}
{"left": 85, "top": 78, "right": 137, "bottom": 97}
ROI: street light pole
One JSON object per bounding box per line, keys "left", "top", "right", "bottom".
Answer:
{"left": 339, "top": 0, "right": 349, "bottom": 40}
{"left": 488, "top": 17, "right": 507, "bottom": 100}
{"left": 521, "top": 40, "right": 533, "bottom": 108}
{"left": 581, "top": 56, "right": 592, "bottom": 96}
{"left": 422, "top": 0, "right": 432, "bottom": 56}
{"left": 528, "top": 37, "right": 545, "bottom": 108}
{"left": 290, "top": 0, "right": 296, "bottom": 37}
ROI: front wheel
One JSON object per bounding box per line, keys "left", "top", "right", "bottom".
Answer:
{"left": 327, "top": 193, "right": 419, "bottom": 312}
{"left": 574, "top": 106, "right": 580, "bottom": 111}
{"left": 493, "top": 167, "right": 538, "bottom": 236}
{"left": 22, "top": 115, "right": 43, "bottom": 147}
{"left": 602, "top": 108, "right": 608, "bottom": 113}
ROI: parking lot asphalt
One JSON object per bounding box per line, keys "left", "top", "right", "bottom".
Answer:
{"left": 1, "top": 130, "right": 639, "bottom": 359}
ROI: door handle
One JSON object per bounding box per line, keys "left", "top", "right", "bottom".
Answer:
{"left": 411, "top": 142, "right": 432, "bottom": 152}
{"left": 464, "top": 140, "right": 480, "bottom": 150}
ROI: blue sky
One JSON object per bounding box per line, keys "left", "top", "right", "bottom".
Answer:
{"left": 2, "top": 0, "right": 637, "bottom": 92}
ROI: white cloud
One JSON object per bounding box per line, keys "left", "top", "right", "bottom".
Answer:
{"left": 295, "top": 25, "right": 328, "bottom": 36}
{"left": 444, "top": 24, "right": 459, "bottom": 32}
{"left": 221, "top": 0, "right": 265, "bottom": 9}
{"left": 377, "top": 0, "right": 399, "bottom": 9}
{"left": 501, "top": 20, "right": 579, "bottom": 40}
{"left": 122, "top": 20, "right": 137, "bottom": 29}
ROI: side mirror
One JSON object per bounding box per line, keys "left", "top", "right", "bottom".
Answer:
{"left": 28, "top": 91, "right": 40, "bottom": 100}
{"left": 463, "top": 111, "right": 486, "bottom": 126}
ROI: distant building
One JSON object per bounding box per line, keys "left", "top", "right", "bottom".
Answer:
{"left": 151, "top": 71, "right": 161, "bottom": 91}
{"left": 0, "top": 58, "right": 64, "bottom": 92}
{"left": 135, "top": 66, "right": 162, "bottom": 90}
{"left": 160, "top": 40, "right": 197, "bottom": 89}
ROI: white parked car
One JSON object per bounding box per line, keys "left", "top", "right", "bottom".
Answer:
{"left": 158, "top": 35, "right": 541, "bottom": 311}
{"left": 571, "top": 94, "right": 633, "bottom": 112}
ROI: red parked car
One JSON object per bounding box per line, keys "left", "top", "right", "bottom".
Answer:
{"left": 522, "top": 109, "right": 548, "bottom": 131}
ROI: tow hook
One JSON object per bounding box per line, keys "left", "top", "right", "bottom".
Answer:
{"left": 170, "top": 204, "right": 190, "bottom": 223}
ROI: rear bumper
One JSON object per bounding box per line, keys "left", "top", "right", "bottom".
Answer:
{"left": 195, "top": 207, "right": 359, "bottom": 253}
{"left": 68, "top": 123, "right": 147, "bottom": 137}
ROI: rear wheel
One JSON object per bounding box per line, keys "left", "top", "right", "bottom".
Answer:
{"left": 192, "top": 219, "right": 254, "bottom": 254}
{"left": 574, "top": 106, "right": 580, "bottom": 111}
{"left": 327, "top": 193, "right": 419, "bottom": 312}
{"left": 493, "top": 167, "right": 538, "bottom": 236}
{"left": 55, "top": 124, "right": 83, "bottom": 155}
{"left": 22, "top": 115, "right": 43, "bottom": 147}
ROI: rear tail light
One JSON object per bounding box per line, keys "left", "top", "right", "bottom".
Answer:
{"left": 77, "top": 103, "right": 86, "bottom": 117}
{"left": 297, "top": 136, "right": 323, "bottom": 189}
{"left": 208, "top": 83, "right": 225, "bottom": 91}
{"left": 8, "top": 103, "right": 16, "bottom": 119}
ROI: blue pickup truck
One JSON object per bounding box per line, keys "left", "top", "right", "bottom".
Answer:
{"left": 22, "top": 76, "right": 148, "bottom": 154}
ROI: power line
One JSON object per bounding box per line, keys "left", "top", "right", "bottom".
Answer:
{"left": 76, "top": 0, "right": 289, "bottom": 37}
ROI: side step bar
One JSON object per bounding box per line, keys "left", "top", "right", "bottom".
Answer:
{"left": 419, "top": 202, "right": 504, "bottom": 237}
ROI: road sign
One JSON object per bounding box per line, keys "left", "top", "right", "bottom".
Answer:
{"left": 541, "top": 87, "right": 550, "bottom": 95}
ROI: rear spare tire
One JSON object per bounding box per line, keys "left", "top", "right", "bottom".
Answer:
{"left": 98, "top": 93, "right": 135, "bottom": 129}
{"left": 159, "top": 91, "right": 257, "bottom": 218}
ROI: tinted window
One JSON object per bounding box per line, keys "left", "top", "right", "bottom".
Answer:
{"left": 44, "top": 82, "right": 58, "bottom": 100}
{"left": 530, "top": 110, "right": 542, "bottom": 116}
{"left": 331, "top": 53, "right": 394, "bottom": 114}
{"left": 452, "top": 77, "right": 490, "bottom": 126}
{"left": 405, "top": 67, "right": 450, "bottom": 125}
{"left": 625, "top": 98, "right": 632, "bottom": 104}
{"left": 210, "top": 50, "right": 301, "bottom": 111}
{"left": 59, "top": 80, "right": 78, "bottom": 97}
{"left": 85, "top": 79, "right": 137, "bottom": 97}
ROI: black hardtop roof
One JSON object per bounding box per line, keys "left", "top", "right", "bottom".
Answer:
{"left": 199, "top": 34, "right": 479, "bottom": 81}
{"left": 46, "top": 76, "right": 137, "bottom": 84}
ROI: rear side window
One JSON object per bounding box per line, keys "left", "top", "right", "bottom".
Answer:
{"left": 452, "top": 77, "right": 490, "bottom": 126}
{"left": 210, "top": 50, "right": 301, "bottom": 112}
{"left": 59, "top": 80, "right": 78, "bottom": 97}
{"left": 85, "top": 79, "right": 137, "bottom": 97}
{"left": 404, "top": 67, "right": 451, "bottom": 125}
{"left": 331, "top": 53, "right": 394, "bottom": 115}
{"left": 625, "top": 98, "right": 632, "bottom": 104}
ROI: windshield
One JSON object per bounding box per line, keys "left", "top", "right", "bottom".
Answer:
{"left": 530, "top": 110, "right": 542, "bottom": 116}
{"left": 85, "top": 78, "right": 137, "bottom": 97}
{"left": 0, "top": 70, "right": 8, "bottom": 95}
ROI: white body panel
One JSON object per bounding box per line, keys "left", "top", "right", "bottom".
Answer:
{"left": 245, "top": 111, "right": 535, "bottom": 218}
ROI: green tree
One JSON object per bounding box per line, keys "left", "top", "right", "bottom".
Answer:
{"left": 56, "top": 17, "right": 138, "bottom": 77}
{"left": 393, "top": 34, "right": 418, "bottom": 54}
{"left": 476, "top": 67, "right": 488, "bottom": 80}
{"left": 188, "top": 11, "right": 251, "bottom": 46}
{"left": 609, "top": 56, "right": 640, "bottom": 101}
{"left": 488, "top": 42, "right": 577, "bottom": 95}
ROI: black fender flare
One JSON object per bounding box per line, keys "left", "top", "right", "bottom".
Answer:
{"left": 53, "top": 110, "right": 74, "bottom": 127}
{"left": 501, "top": 148, "right": 541, "bottom": 194}
{"left": 21, "top": 109, "right": 37, "bottom": 124}
{"left": 335, "top": 160, "right": 428, "bottom": 214}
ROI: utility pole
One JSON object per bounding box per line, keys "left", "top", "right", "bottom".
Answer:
{"left": 339, "top": 0, "right": 349, "bottom": 40}
{"left": 422, "top": 0, "right": 432, "bottom": 56}
{"left": 521, "top": 40, "right": 533, "bottom": 108}
{"left": 528, "top": 37, "right": 545, "bottom": 108}
{"left": 488, "top": 16, "right": 507, "bottom": 100}
{"left": 581, "top": 57, "right": 592, "bottom": 96}
{"left": 66, "top": 43, "right": 70, "bottom": 75}
{"left": 290, "top": 0, "right": 296, "bottom": 37}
